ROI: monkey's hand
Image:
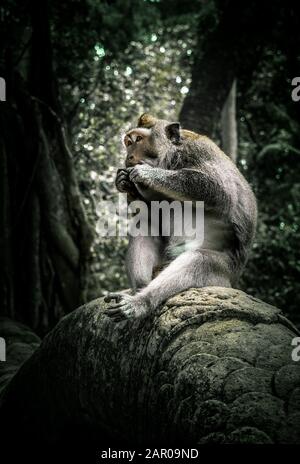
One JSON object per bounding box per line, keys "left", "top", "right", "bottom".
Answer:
{"left": 116, "top": 168, "right": 142, "bottom": 202}
{"left": 116, "top": 168, "right": 136, "bottom": 193}
{"left": 128, "top": 164, "right": 154, "bottom": 187}
{"left": 104, "top": 292, "right": 150, "bottom": 322}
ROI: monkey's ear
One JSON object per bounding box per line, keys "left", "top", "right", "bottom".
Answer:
{"left": 138, "top": 113, "right": 157, "bottom": 128}
{"left": 165, "top": 122, "right": 181, "bottom": 144}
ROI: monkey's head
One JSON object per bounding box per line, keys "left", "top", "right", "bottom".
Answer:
{"left": 123, "top": 113, "right": 183, "bottom": 167}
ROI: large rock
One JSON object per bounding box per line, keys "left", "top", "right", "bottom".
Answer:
{"left": 1, "top": 287, "right": 300, "bottom": 446}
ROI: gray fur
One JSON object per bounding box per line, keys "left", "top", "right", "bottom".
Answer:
{"left": 105, "top": 116, "right": 257, "bottom": 321}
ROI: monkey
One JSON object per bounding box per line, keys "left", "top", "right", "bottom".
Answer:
{"left": 104, "top": 113, "right": 257, "bottom": 322}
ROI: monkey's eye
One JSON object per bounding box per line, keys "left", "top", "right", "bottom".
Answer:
{"left": 136, "top": 135, "right": 143, "bottom": 142}
{"left": 125, "top": 138, "right": 132, "bottom": 147}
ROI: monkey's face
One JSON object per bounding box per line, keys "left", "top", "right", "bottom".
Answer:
{"left": 123, "top": 128, "right": 159, "bottom": 167}
{"left": 123, "top": 113, "right": 182, "bottom": 167}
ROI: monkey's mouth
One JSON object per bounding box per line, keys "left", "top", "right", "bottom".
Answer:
{"left": 125, "top": 160, "right": 143, "bottom": 168}
{"left": 125, "top": 160, "right": 153, "bottom": 168}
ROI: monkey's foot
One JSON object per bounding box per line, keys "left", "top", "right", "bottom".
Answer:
{"left": 104, "top": 293, "right": 150, "bottom": 322}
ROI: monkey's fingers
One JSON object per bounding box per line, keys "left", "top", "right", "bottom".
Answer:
{"left": 117, "top": 168, "right": 128, "bottom": 175}
{"left": 105, "top": 301, "right": 133, "bottom": 314}
{"left": 104, "top": 307, "right": 125, "bottom": 316}
{"left": 129, "top": 167, "right": 149, "bottom": 184}
{"left": 116, "top": 171, "right": 136, "bottom": 193}
{"left": 116, "top": 175, "right": 129, "bottom": 186}
{"left": 116, "top": 184, "right": 127, "bottom": 193}
{"left": 117, "top": 171, "right": 129, "bottom": 181}
{"left": 104, "top": 300, "right": 128, "bottom": 312}
{"left": 104, "top": 293, "right": 124, "bottom": 303}
{"left": 119, "top": 180, "right": 133, "bottom": 191}
{"left": 129, "top": 170, "right": 139, "bottom": 182}
{"left": 105, "top": 306, "right": 131, "bottom": 321}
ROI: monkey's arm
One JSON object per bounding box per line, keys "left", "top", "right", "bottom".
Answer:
{"left": 129, "top": 164, "right": 228, "bottom": 207}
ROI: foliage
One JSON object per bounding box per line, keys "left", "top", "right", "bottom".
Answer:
{"left": 1, "top": 0, "right": 299, "bottom": 326}
{"left": 68, "top": 24, "right": 195, "bottom": 298}
{"left": 62, "top": 1, "right": 300, "bottom": 325}
{"left": 238, "top": 47, "right": 300, "bottom": 324}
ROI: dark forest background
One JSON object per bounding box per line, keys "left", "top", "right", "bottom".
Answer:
{"left": 0, "top": 0, "right": 300, "bottom": 335}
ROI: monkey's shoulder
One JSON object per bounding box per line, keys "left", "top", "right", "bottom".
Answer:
{"left": 180, "top": 131, "right": 228, "bottom": 161}
{"left": 180, "top": 129, "right": 208, "bottom": 141}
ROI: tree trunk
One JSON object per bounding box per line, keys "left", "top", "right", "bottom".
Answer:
{"left": 1, "top": 288, "right": 300, "bottom": 449}
{"left": 179, "top": 39, "right": 235, "bottom": 137}
{"left": 221, "top": 79, "right": 237, "bottom": 162}
{"left": 179, "top": 3, "right": 238, "bottom": 137}
{"left": 179, "top": 1, "right": 276, "bottom": 147}
{"left": 0, "top": 1, "right": 93, "bottom": 334}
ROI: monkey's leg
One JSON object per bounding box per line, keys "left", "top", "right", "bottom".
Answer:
{"left": 138, "top": 249, "right": 232, "bottom": 309}
{"left": 104, "top": 250, "right": 231, "bottom": 321}
{"left": 126, "top": 236, "right": 161, "bottom": 291}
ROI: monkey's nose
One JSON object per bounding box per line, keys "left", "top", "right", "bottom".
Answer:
{"left": 126, "top": 155, "right": 135, "bottom": 165}
{"left": 126, "top": 155, "right": 135, "bottom": 167}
